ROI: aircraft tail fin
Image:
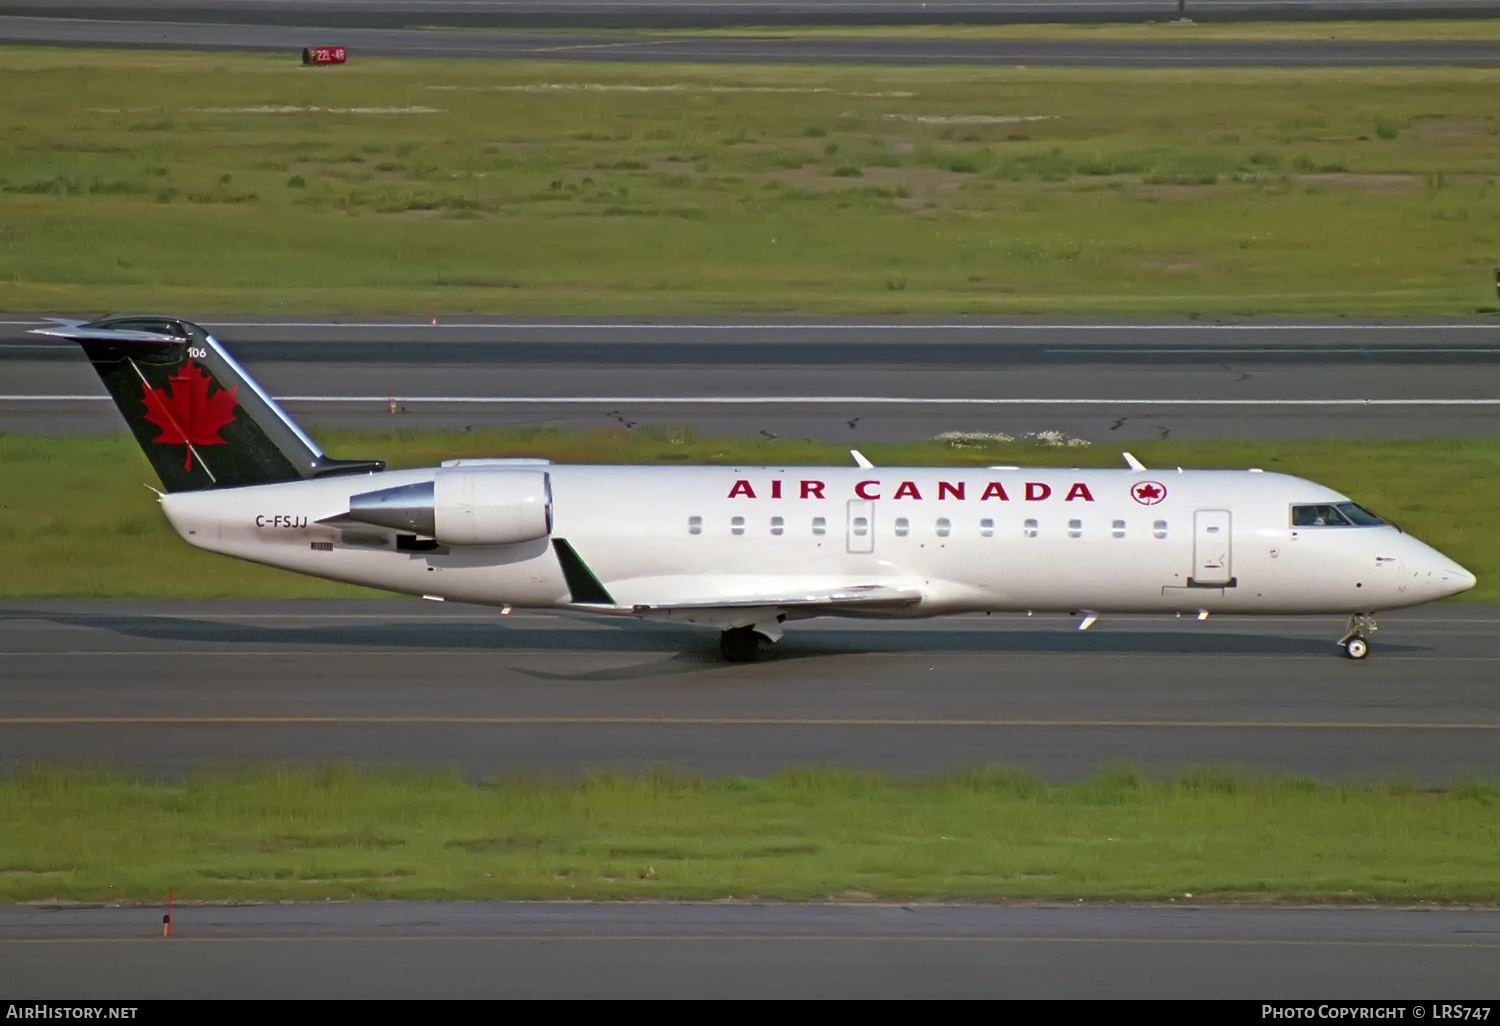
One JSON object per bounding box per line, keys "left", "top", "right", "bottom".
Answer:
{"left": 32, "top": 316, "right": 383, "bottom": 492}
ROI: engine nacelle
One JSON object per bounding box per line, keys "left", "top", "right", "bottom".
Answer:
{"left": 335, "top": 468, "right": 552, "bottom": 546}
{"left": 433, "top": 467, "right": 551, "bottom": 545}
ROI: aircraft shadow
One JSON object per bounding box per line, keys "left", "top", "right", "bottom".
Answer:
{"left": 5, "top": 609, "right": 1420, "bottom": 660}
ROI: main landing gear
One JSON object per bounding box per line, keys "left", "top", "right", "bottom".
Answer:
{"left": 1338, "top": 613, "right": 1377, "bottom": 660}
{"left": 719, "top": 626, "right": 767, "bottom": 663}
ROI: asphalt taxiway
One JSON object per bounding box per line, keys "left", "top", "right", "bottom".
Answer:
{"left": 3, "top": 600, "right": 1497, "bottom": 783}
{"left": 5, "top": 318, "right": 1500, "bottom": 441}
{"left": 13, "top": 0, "right": 1500, "bottom": 31}
{"left": 5, "top": 14, "right": 1500, "bottom": 66}
{"left": 5, "top": 902, "right": 1500, "bottom": 998}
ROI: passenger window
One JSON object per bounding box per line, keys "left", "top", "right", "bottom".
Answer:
{"left": 1068, "top": 519, "right": 1082, "bottom": 539}
{"left": 979, "top": 517, "right": 994, "bottom": 537}
{"left": 731, "top": 516, "right": 745, "bottom": 536}
{"left": 770, "top": 516, "right": 784, "bottom": 536}
{"left": 812, "top": 516, "right": 827, "bottom": 536}
{"left": 1153, "top": 520, "right": 1168, "bottom": 539}
{"left": 1112, "top": 519, "right": 1126, "bottom": 539}
{"left": 852, "top": 516, "right": 869, "bottom": 536}
{"left": 1023, "top": 518, "right": 1038, "bottom": 538}
{"left": 894, "top": 517, "right": 910, "bottom": 537}
{"left": 935, "top": 517, "right": 951, "bottom": 537}
{"left": 688, "top": 515, "right": 702, "bottom": 535}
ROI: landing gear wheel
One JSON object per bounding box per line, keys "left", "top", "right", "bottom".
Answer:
{"left": 719, "top": 627, "right": 762, "bottom": 663}
{"left": 1338, "top": 613, "right": 1377, "bottom": 660}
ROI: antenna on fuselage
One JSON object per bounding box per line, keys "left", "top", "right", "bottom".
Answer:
{"left": 850, "top": 449, "right": 874, "bottom": 469}
{"left": 1122, "top": 452, "right": 1147, "bottom": 472}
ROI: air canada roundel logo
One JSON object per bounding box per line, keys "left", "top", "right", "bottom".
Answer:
{"left": 1131, "top": 481, "right": 1167, "bottom": 506}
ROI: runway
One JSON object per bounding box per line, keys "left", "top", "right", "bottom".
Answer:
{"left": 5, "top": 902, "right": 1500, "bottom": 997}
{"left": 10, "top": 0, "right": 1500, "bottom": 31}
{"left": 5, "top": 317, "right": 1499, "bottom": 441}
{"left": 6, "top": 14, "right": 1500, "bottom": 66}
{"left": 3, "top": 600, "right": 1497, "bottom": 783}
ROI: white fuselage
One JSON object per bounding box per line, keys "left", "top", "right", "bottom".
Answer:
{"left": 160, "top": 464, "right": 1474, "bottom": 625}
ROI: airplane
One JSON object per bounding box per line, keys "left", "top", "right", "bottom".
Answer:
{"left": 34, "top": 316, "right": 1476, "bottom": 662}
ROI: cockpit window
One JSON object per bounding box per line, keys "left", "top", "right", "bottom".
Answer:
{"left": 1291, "top": 503, "right": 1385, "bottom": 528}
{"left": 1336, "top": 502, "right": 1384, "bottom": 526}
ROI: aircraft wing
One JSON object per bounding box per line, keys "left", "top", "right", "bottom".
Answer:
{"left": 551, "top": 538, "right": 922, "bottom": 622}
{"left": 626, "top": 583, "right": 922, "bottom": 614}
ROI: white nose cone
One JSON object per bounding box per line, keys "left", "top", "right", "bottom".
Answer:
{"left": 1438, "top": 564, "right": 1478, "bottom": 598}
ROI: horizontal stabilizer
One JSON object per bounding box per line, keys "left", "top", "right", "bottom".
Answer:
{"left": 30, "top": 325, "right": 180, "bottom": 344}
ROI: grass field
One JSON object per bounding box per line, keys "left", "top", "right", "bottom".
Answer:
{"left": 2, "top": 48, "right": 1498, "bottom": 315}
{"left": 0, "top": 430, "right": 1494, "bottom": 600}
{"left": 2, "top": 766, "right": 1498, "bottom": 903}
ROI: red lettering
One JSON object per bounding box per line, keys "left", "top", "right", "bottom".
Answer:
{"left": 980, "top": 481, "right": 1010, "bottom": 501}
{"left": 771, "top": 479, "right": 783, "bottom": 499}
{"left": 893, "top": 480, "right": 922, "bottom": 500}
{"left": 728, "top": 480, "right": 756, "bottom": 499}
{"left": 938, "top": 481, "right": 965, "bottom": 501}
{"left": 1025, "top": 482, "right": 1052, "bottom": 502}
{"left": 1065, "top": 482, "right": 1095, "bottom": 502}
{"left": 855, "top": 480, "right": 880, "bottom": 500}
{"left": 800, "top": 480, "right": 825, "bottom": 499}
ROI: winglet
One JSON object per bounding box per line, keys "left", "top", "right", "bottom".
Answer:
{"left": 1122, "top": 452, "right": 1146, "bottom": 472}
{"left": 850, "top": 449, "right": 874, "bottom": 469}
{"left": 552, "top": 538, "right": 615, "bottom": 605}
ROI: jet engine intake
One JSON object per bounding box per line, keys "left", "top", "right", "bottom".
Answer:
{"left": 334, "top": 469, "right": 552, "bottom": 545}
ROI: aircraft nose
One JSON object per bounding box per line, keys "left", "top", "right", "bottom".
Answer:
{"left": 1438, "top": 564, "right": 1478, "bottom": 597}
{"left": 1394, "top": 536, "right": 1476, "bottom": 599}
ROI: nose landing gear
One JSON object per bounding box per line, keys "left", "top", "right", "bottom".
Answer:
{"left": 1338, "top": 613, "right": 1377, "bottom": 659}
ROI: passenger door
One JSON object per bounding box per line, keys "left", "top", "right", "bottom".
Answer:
{"left": 846, "top": 499, "right": 874, "bottom": 554}
{"left": 1193, "top": 510, "right": 1233, "bottom": 585}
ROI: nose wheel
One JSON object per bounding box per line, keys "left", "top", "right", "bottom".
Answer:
{"left": 1338, "top": 614, "right": 1377, "bottom": 660}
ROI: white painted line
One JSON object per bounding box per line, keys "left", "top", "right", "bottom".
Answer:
{"left": 1044, "top": 348, "right": 1500, "bottom": 355}
{"left": 5, "top": 395, "right": 1500, "bottom": 406}
{"left": 5, "top": 320, "right": 1500, "bottom": 331}
{"left": 295, "top": 397, "right": 1500, "bottom": 406}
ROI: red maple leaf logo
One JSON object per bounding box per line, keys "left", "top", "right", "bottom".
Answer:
{"left": 1131, "top": 481, "right": 1167, "bottom": 505}
{"left": 141, "top": 359, "right": 238, "bottom": 470}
